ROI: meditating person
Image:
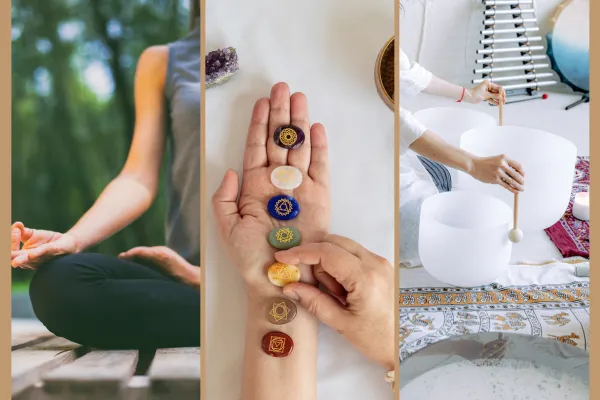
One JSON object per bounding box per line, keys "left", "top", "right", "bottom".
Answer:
{"left": 11, "top": 2, "right": 201, "bottom": 349}
{"left": 399, "top": 47, "right": 526, "bottom": 267}
{"left": 212, "top": 82, "right": 395, "bottom": 399}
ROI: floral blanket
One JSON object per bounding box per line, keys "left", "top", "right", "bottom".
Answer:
{"left": 399, "top": 281, "right": 590, "bottom": 361}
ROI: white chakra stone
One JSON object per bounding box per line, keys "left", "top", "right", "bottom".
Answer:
{"left": 270, "top": 166, "right": 303, "bottom": 190}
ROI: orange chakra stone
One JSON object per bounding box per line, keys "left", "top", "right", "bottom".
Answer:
{"left": 267, "top": 262, "right": 300, "bottom": 287}
{"left": 262, "top": 331, "right": 294, "bottom": 358}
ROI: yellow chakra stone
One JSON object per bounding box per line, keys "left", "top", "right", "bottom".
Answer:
{"left": 267, "top": 262, "right": 301, "bottom": 287}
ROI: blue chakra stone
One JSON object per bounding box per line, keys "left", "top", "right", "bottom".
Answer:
{"left": 267, "top": 195, "right": 300, "bottom": 221}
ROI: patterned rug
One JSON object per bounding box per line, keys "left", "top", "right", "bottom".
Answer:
{"left": 545, "top": 156, "right": 590, "bottom": 258}
{"left": 399, "top": 281, "right": 590, "bottom": 361}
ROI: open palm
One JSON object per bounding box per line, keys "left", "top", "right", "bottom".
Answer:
{"left": 212, "top": 83, "right": 331, "bottom": 296}
{"left": 11, "top": 222, "right": 79, "bottom": 269}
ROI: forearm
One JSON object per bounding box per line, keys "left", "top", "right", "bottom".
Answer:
{"left": 241, "top": 290, "right": 318, "bottom": 400}
{"left": 67, "top": 174, "right": 156, "bottom": 251}
{"left": 409, "top": 130, "right": 476, "bottom": 174}
{"left": 423, "top": 75, "right": 469, "bottom": 102}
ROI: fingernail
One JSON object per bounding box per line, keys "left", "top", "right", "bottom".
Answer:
{"left": 282, "top": 287, "right": 300, "bottom": 301}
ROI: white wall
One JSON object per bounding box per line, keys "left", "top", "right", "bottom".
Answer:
{"left": 400, "top": 0, "right": 565, "bottom": 86}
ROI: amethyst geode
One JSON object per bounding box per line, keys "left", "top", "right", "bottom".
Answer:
{"left": 206, "top": 47, "right": 239, "bottom": 88}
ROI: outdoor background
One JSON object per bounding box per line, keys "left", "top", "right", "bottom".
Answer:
{"left": 11, "top": 0, "right": 191, "bottom": 310}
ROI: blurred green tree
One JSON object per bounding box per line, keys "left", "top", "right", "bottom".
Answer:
{"left": 11, "top": 0, "right": 191, "bottom": 283}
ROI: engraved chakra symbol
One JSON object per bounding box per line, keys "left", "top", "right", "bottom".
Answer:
{"left": 269, "top": 336, "right": 287, "bottom": 353}
{"left": 274, "top": 264, "right": 294, "bottom": 281}
{"left": 274, "top": 198, "right": 293, "bottom": 216}
{"left": 275, "top": 169, "right": 294, "bottom": 183}
{"left": 279, "top": 128, "right": 297, "bottom": 146}
{"left": 269, "top": 301, "right": 291, "bottom": 322}
{"left": 275, "top": 228, "right": 294, "bottom": 243}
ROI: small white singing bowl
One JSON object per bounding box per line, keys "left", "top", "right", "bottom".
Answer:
{"left": 459, "top": 126, "right": 577, "bottom": 231}
{"left": 419, "top": 191, "right": 513, "bottom": 287}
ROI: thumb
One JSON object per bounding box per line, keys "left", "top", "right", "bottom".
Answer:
{"left": 212, "top": 169, "right": 241, "bottom": 240}
{"left": 283, "top": 282, "right": 348, "bottom": 330}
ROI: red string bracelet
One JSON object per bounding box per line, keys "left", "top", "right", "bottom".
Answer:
{"left": 456, "top": 87, "right": 466, "bottom": 103}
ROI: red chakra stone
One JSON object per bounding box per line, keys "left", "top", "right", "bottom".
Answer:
{"left": 261, "top": 331, "right": 294, "bottom": 358}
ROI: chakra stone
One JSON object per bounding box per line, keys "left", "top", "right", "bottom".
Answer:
{"left": 267, "top": 195, "right": 300, "bottom": 221}
{"left": 267, "top": 262, "right": 300, "bottom": 287}
{"left": 273, "top": 125, "right": 305, "bottom": 150}
{"left": 268, "top": 227, "right": 301, "bottom": 250}
{"left": 270, "top": 166, "right": 303, "bottom": 190}
{"left": 266, "top": 298, "right": 297, "bottom": 325}
{"left": 262, "top": 331, "right": 294, "bottom": 358}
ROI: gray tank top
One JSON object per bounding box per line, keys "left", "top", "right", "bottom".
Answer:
{"left": 164, "top": 17, "right": 200, "bottom": 265}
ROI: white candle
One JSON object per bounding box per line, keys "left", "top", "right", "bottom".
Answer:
{"left": 572, "top": 192, "right": 590, "bottom": 221}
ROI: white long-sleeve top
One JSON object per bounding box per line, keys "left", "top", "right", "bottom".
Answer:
{"left": 399, "top": 48, "right": 438, "bottom": 267}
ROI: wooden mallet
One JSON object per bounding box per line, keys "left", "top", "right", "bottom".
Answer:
{"left": 499, "top": 93, "right": 524, "bottom": 243}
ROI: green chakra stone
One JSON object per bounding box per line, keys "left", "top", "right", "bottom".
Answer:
{"left": 268, "top": 227, "right": 301, "bottom": 250}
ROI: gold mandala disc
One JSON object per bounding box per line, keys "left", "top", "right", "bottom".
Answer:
{"left": 279, "top": 128, "right": 297, "bottom": 146}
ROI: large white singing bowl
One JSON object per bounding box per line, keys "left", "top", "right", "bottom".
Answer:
{"left": 419, "top": 191, "right": 513, "bottom": 287}
{"left": 459, "top": 126, "right": 577, "bottom": 231}
{"left": 413, "top": 107, "right": 497, "bottom": 148}
{"left": 414, "top": 107, "right": 497, "bottom": 182}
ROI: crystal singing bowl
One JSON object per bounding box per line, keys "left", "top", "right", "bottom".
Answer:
{"left": 419, "top": 191, "right": 513, "bottom": 287}
{"left": 400, "top": 333, "right": 589, "bottom": 394}
{"left": 413, "top": 107, "right": 497, "bottom": 182}
{"left": 413, "top": 107, "right": 497, "bottom": 147}
{"left": 459, "top": 126, "right": 577, "bottom": 231}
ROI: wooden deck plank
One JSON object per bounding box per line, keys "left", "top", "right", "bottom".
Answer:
{"left": 11, "top": 321, "right": 54, "bottom": 350}
{"left": 12, "top": 337, "right": 80, "bottom": 397}
{"left": 127, "top": 376, "right": 150, "bottom": 400}
{"left": 148, "top": 348, "right": 200, "bottom": 399}
{"left": 12, "top": 331, "right": 55, "bottom": 350}
{"left": 41, "top": 350, "right": 139, "bottom": 399}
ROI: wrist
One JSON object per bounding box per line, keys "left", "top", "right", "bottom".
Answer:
{"left": 463, "top": 153, "right": 478, "bottom": 175}
{"left": 65, "top": 231, "right": 85, "bottom": 253}
{"left": 463, "top": 89, "right": 476, "bottom": 104}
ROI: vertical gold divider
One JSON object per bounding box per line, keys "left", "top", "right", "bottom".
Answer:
{"left": 199, "top": 0, "right": 207, "bottom": 398}
{"left": 2, "top": 0, "right": 11, "bottom": 395}
{"left": 394, "top": 0, "right": 400, "bottom": 398}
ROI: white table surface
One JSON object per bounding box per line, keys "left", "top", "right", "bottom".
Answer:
{"left": 205, "top": 1, "right": 395, "bottom": 398}
{"left": 402, "top": 90, "right": 590, "bottom": 286}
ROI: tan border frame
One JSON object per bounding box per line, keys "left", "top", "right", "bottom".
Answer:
{"left": 394, "top": 0, "right": 400, "bottom": 398}
{"left": 4, "top": 0, "right": 11, "bottom": 393}
{"left": 200, "top": 0, "right": 206, "bottom": 398}
{"left": 590, "top": 0, "right": 596, "bottom": 396}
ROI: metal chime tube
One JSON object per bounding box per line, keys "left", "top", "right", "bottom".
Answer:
{"left": 480, "top": 35, "right": 542, "bottom": 44}
{"left": 476, "top": 54, "right": 547, "bottom": 64}
{"left": 484, "top": 17, "right": 536, "bottom": 25}
{"left": 483, "top": 0, "right": 533, "bottom": 5}
{"left": 502, "top": 80, "right": 558, "bottom": 90}
{"left": 472, "top": 72, "right": 554, "bottom": 84}
{"left": 474, "top": 63, "right": 550, "bottom": 74}
{"left": 477, "top": 45, "right": 544, "bottom": 54}
{"left": 484, "top": 8, "right": 535, "bottom": 16}
{"left": 481, "top": 26, "right": 539, "bottom": 35}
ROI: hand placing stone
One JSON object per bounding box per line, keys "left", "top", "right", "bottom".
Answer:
{"left": 212, "top": 82, "right": 331, "bottom": 299}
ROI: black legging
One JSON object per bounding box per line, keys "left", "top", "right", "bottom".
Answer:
{"left": 28, "top": 253, "right": 200, "bottom": 349}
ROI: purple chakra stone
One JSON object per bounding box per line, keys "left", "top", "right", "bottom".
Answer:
{"left": 273, "top": 125, "right": 305, "bottom": 150}
{"left": 206, "top": 47, "right": 239, "bottom": 88}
